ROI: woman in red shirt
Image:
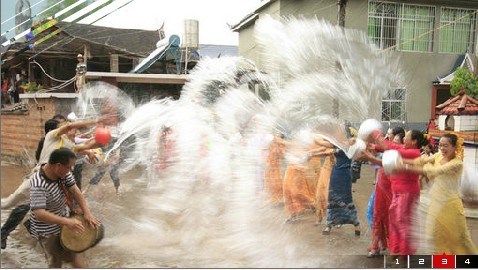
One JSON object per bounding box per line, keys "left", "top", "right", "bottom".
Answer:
{"left": 367, "top": 127, "right": 405, "bottom": 258}
{"left": 360, "top": 130, "right": 428, "bottom": 260}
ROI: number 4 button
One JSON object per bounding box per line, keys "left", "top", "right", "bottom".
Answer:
{"left": 456, "top": 255, "right": 478, "bottom": 268}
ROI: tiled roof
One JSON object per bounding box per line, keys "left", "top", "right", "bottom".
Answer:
{"left": 56, "top": 22, "right": 159, "bottom": 57}
{"left": 3, "top": 21, "right": 159, "bottom": 58}
{"left": 436, "top": 92, "right": 478, "bottom": 115}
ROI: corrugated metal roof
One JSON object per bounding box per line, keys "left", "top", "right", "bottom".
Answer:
{"left": 198, "top": 44, "right": 238, "bottom": 59}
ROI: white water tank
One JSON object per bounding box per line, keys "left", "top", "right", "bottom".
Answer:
{"left": 183, "top": 19, "right": 199, "bottom": 48}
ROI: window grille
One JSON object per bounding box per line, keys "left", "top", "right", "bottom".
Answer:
{"left": 381, "top": 88, "right": 407, "bottom": 122}
{"left": 439, "top": 7, "right": 477, "bottom": 53}
{"left": 368, "top": 1, "right": 435, "bottom": 52}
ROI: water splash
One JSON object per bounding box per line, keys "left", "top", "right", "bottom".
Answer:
{"left": 74, "top": 16, "right": 407, "bottom": 267}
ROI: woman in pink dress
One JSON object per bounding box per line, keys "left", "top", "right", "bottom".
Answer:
{"left": 361, "top": 129, "right": 428, "bottom": 262}
{"left": 366, "top": 127, "right": 404, "bottom": 257}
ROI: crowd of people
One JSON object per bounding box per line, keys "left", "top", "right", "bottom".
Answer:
{"left": 1, "top": 72, "right": 27, "bottom": 107}
{"left": 261, "top": 123, "right": 478, "bottom": 262}
{"left": 1, "top": 115, "right": 477, "bottom": 268}
{"left": 1, "top": 113, "right": 121, "bottom": 267}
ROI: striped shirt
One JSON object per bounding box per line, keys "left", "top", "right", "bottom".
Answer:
{"left": 29, "top": 165, "right": 75, "bottom": 239}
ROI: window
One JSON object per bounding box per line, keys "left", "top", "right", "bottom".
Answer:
{"left": 399, "top": 5, "right": 435, "bottom": 52}
{"left": 382, "top": 88, "right": 407, "bottom": 122}
{"left": 368, "top": 1, "right": 435, "bottom": 52}
{"left": 368, "top": 1, "right": 399, "bottom": 49}
{"left": 439, "top": 7, "right": 477, "bottom": 53}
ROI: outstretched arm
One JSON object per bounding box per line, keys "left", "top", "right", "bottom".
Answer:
{"left": 356, "top": 150, "right": 382, "bottom": 166}
{"left": 308, "top": 146, "right": 334, "bottom": 157}
{"left": 313, "top": 137, "right": 335, "bottom": 148}
{"left": 56, "top": 119, "right": 100, "bottom": 137}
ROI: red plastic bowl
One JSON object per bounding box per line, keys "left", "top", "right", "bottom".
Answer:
{"left": 95, "top": 127, "right": 111, "bottom": 145}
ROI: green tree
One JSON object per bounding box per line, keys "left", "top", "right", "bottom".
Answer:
{"left": 450, "top": 67, "right": 478, "bottom": 98}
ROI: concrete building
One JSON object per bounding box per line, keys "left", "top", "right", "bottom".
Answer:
{"left": 232, "top": 0, "right": 478, "bottom": 130}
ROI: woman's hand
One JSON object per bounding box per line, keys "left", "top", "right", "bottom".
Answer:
{"left": 355, "top": 149, "right": 373, "bottom": 161}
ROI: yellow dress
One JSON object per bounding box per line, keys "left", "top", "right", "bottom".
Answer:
{"left": 415, "top": 153, "right": 478, "bottom": 255}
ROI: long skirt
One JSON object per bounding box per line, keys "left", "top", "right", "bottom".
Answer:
{"left": 370, "top": 168, "right": 392, "bottom": 252}
{"left": 426, "top": 197, "right": 478, "bottom": 254}
{"left": 326, "top": 162, "right": 359, "bottom": 226}
{"left": 366, "top": 191, "right": 375, "bottom": 230}
{"left": 283, "top": 165, "right": 316, "bottom": 216}
{"left": 389, "top": 192, "right": 419, "bottom": 255}
{"left": 264, "top": 162, "right": 283, "bottom": 204}
{"left": 315, "top": 156, "right": 333, "bottom": 222}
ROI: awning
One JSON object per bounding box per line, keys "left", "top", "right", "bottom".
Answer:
{"left": 435, "top": 53, "right": 475, "bottom": 84}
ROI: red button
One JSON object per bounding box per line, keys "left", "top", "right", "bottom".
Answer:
{"left": 433, "top": 253, "right": 455, "bottom": 268}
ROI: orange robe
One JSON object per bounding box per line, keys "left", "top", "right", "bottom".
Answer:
{"left": 283, "top": 164, "right": 316, "bottom": 216}
{"left": 282, "top": 143, "right": 321, "bottom": 217}
{"left": 305, "top": 155, "right": 322, "bottom": 204}
{"left": 315, "top": 155, "right": 334, "bottom": 223}
{"left": 264, "top": 140, "right": 285, "bottom": 204}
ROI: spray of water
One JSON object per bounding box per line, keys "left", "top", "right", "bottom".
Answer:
{"left": 74, "top": 16, "right": 410, "bottom": 267}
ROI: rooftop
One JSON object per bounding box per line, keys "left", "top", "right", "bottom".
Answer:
{"left": 436, "top": 91, "right": 478, "bottom": 115}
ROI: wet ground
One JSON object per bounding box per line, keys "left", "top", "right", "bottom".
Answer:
{"left": 1, "top": 161, "right": 477, "bottom": 268}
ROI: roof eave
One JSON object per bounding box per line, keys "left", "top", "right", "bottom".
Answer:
{"left": 231, "top": 0, "right": 277, "bottom": 32}
{"left": 231, "top": 13, "right": 259, "bottom": 32}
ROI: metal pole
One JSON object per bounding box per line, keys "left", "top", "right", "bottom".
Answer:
{"left": 333, "top": 0, "right": 348, "bottom": 118}
{"left": 337, "top": 0, "right": 348, "bottom": 27}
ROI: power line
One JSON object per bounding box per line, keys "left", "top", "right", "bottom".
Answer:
{"left": 31, "top": 60, "right": 70, "bottom": 82}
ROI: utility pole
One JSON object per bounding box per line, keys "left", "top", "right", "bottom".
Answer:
{"left": 337, "top": 0, "right": 348, "bottom": 27}
{"left": 333, "top": 0, "right": 348, "bottom": 118}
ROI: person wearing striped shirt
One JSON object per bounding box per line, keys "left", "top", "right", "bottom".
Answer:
{"left": 29, "top": 147, "right": 100, "bottom": 268}
{"left": 2, "top": 117, "right": 101, "bottom": 210}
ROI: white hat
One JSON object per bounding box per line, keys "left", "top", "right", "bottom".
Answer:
{"left": 77, "top": 54, "right": 84, "bottom": 58}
